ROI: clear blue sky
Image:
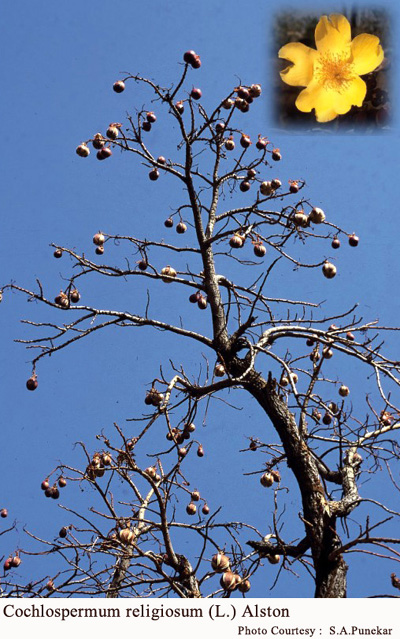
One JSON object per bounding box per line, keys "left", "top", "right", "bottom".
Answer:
{"left": 1, "top": 0, "right": 399, "bottom": 598}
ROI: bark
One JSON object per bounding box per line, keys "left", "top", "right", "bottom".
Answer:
{"left": 230, "top": 358, "right": 349, "bottom": 598}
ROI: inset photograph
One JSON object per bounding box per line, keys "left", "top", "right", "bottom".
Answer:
{"left": 274, "top": 9, "right": 390, "bottom": 130}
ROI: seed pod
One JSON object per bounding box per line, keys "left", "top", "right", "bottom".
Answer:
{"left": 144, "top": 466, "right": 157, "bottom": 479}
{"left": 149, "top": 169, "right": 160, "bottom": 181}
{"left": 322, "top": 261, "right": 337, "bottom": 279}
{"left": 289, "top": 181, "right": 299, "bottom": 193}
{"left": 247, "top": 168, "right": 257, "bottom": 179}
{"left": 256, "top": 135, "right": 267, "bottom": 150}
{"left": 329, "top": 402, "right": 339, "bottom": 414}
{"left": 58, "top": 477, "right": 67, "bottom": 488}
{"left": 146, "top": 111, "right": 157, "bottom": 123}
{"left": 322, "top": 412, "right": 332, "bottom": 425}
{"left": 46, "top": 579, "right": 55, "bottom": 592}
{"left": 4, "top": 558, "right": 12, "bottom": 571}
{"left": 237, "top": 86, "right": 250, "bottom": 100}
{"left": 240, "top": 180, "right": 251, "bottom": 192}
{"left": 95, "top": 246, "right": 104, "bottom": 255}
{"left": 240, "top": 133, "right": 251, "bottom": 148}
{"left": 238, "top": 578, "right": 251, "bottom": 593}
{"left": 211, "top": 552, "right": 230, "bottom": 572}
{"left": 120, "top": 527, "right": 135, "bottom": 544}
{"left": 102, "top": 453, "right": 112, "bottom": 465}
{"left": 271, "top": 178, "right": 282, "bottom": 189}
{"left": 271, "top": 149, "right": 281, "bottom": 161}
{"left": 260, "top": 181, "right": 273, "bottom": 196}
{"left": 270, "top": 470, "right": 281, "bottom": 482}
{"left": 106, "top": 126, "right": 119, "bottom": 140}
{"left": 113, "top": 80, "right": 125, "bottom": 93}
{"left": 220, "top": 570, "right": 238, "bottom": 591}
{"left": 70, "top": 289, "right": 81, "bottom": 303}
{"left": 179, "top": 447, "right": 188, "bottom": 458}
{"left": 215, "top": 122, "right": 226, "bottom": 134}
{"left": 310, "top": 350, "right": 320, "bottom": 363}
{"left": 59, "top": 526, "right": 68, "bottom": 538}
{"left": 323, "top": 347, "right": 333, "bottom": 359}
{"left": 41, "top": 479, "right": 50, "bottom": 491}
{"left": 197, "top": 444, "right": 204, "bottom": 457}
{"left": 267, "top": 554, "right": 280, "bottom": 564}
{"left": 348, "top": 233, "right": 359, "bottom": 247}
{"left": 253, "top": 242, "right": 266, "bottom": 257}
{"left": 76, "top": 144, "right": 90, "bottom": 157}
{"left": 260, "top": 472, "right": 274, "bottom": 488}
{"left": 197, "top": 296, "right": 208, "bottom": 310}
{"left": 26, "top": 375, "right": 38, "bottom": 391}
{"left": 183, "top": 50, "right": 197, "bottom": 64}
{"left": 157, "top": 156, "right": 166, "bottom": 165}
{"left": 92, "top": 133, "right": 105, "bottom": 149}
{"left": 224, "top": 136, "right": 235, "bottom": 151}
{"left": 11, "top": 556, "right": 21, "bottom": 568}
{"left": 184, "top": 422, "right": 196, "bottom": 433}
{"left": 191, "top": 490, "right": 200, "bottom": 502}
{"left": 229, "top": 234, "right": 244, "bottom": 249}
{"left": 313, "top": 409, "right": 322, "bottom": 422}
{"left": 294, "top": 210, "right": 308, "bottom": 227}
{"left": 164, "top": 217, "right": 174, "bottom": 228}
{"left": 346, "top": 332, "right": 355, "bottom": 341}
{"left": 160, "top": 266, "right": 177, "bottom": 282}
{"left": 93, "top": 232, "right": 105, "bottom": 246}
{"left": 142, "top": 121, "right": 151, "bottom": 132}
{"left": 331, "top": 236, "right": 341, "bottom": 249}
{"left": 175, "top": 100, "right": 185, "bottom": 114}
{"left": 96, "top": 147, "right": 112, "bottom": 160}
{"left": 186, "top": 502, "right": 197, "bottom": 515}
{"left": 249, "top": 84, "right": 262, "bottom": 98}
{"left": 214, "top": 363, "right": 225, "bottom": 377}
{"left": 0, "top": 508, "right": 8, "bottom": 518}
{"left": 309, "top": 207, "right": 326, "bottom": 224}
{"left": 176, "top": 222, "right": 187, "bottom": 234}
{"left": 190, "top": 87, "right": 202, "bottom": 100}
{"left": 339, "top": 385, "right": 350, "bottom": 397}
{"left": 222, "top": 98, "right": 234, "bottom": 109}
{"left": 53, "top": 248, "right": 63, "bottom": 258}
{"left": 306, "top": 338, "right": 315, "bottom": 347}
{"left": 202, "top": 503, "right": 210, "bottom": 515}
{"left": 138, "top": 259, "right": 148, "bottom": 271}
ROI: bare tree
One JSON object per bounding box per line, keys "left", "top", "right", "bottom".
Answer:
{"left": 2, "top": 52, "right": 400, "bottom": 599}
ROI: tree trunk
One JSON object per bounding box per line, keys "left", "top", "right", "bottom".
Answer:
{"left": 236, "top": 362, "right": 348, "bottom": 598}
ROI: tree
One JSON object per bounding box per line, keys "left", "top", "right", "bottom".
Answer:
{"left": 1, "top": 52, "right": 400, "bottom": 599}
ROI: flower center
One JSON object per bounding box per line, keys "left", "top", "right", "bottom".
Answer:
{"left": 314, "top": 52, "right": 355, "bottom": 92}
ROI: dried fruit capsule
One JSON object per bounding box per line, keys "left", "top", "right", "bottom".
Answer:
{"left": 322, "top": 347, "right": 333, "bottom": 359}
{"left": 164, "top": 217, "right": 174, "bottom": 228}
{"left": 0, "top": 508, "right": 8, "bottom": 518}
{"left": 240, "top": 133, "right": 251, "bottom": 148}
{"left": 142, "top": 121, "right": 152, "bottom": 132}
{"left": 220, "top": 570, "right": 238, "bottom": 591}
{"left": 186, "top": 502, "right": 197, "bottom": 515}
{"left": 267, "top": 554, "right": 280, "bottom": 564}
{"left": 53, "top": 248, "right": 62, "bottom": 258}
{"left": 214, "top": 363, "right": 225, "bottom": 377}
{"left": 106, "top": 125, "right": 119, "bottom": 140}
{"left": 138, "top": 259, "right": 148, "bottom": 271}
{"left": 211, "top": 552, "right": 230, "bottom": 572}
{"left": 249, "top": 84, "right": 262, "bottom": 98}
{"left": 161, "top": 265, "right": 177, "bottom": 282}
{"left": 322, "top": 261, "right": 337, "bottom": 279}
{"left": 157, "top": 156, "right": 166, "bottom": 165}
{"left": 309, "top": 207, "right": 326, "bottom": 224}
{"left": 229, "top": 234, "right": 244, "bottom": 249}
{"left": 93, "top": 232, "right": 105, "bottom": 246}
{"left": 96, "top": 147, "right": 112, "bottom": 160}
{"left": 240, "top": 180, "right": 251, "bottom": 192}
{"left": 190, "top": 87, "right": 202, "bottom": 100}
{"left": 256, "top": 136, "right": 267, "bottom": 150}
{"left": 294, "top": 210, "right": 308, "bottom": 227}
{"left": 332, "top": 236, "right": 341, "bottom": 249}
{"left": 175, "top": 100, "right": 185, "bottom": 114}
{"left": 92, "top": 133, "right": 105, "bottom": 149}
{"left": 224, "top": 136, "right": 235, "bottom": 151}
{"left": 197, "top": 295, "right": 208, "bottom": 310}
{"left": 260, "top": 472, "right": 274, "bottom": 487}
{"left": 237, "top": 86, "right": 250, "bottom": 100}
{"left": 59, "top": 526, "right": 68, "bottom": 538}
{"left": 58, "top": 477, "right": 67, "bottom": 488}
{"left": 146, "top": 111, "right": 157, "bottom": 123}
{"left": 95, "top": 246, "right": 104, "bottom": 255}
{"left": 149, "top": 169, "right": 160, "bottom": 181}
{"left": 11, "top": 556, "right": 21, "bottom": 568}
{"left": 4, "top": 558, "right": 12, "bottom": 571}
{"left": 176, "top": 222, "right": 187, "bottom": 234}
{"left": 271, "top": 148, "right": 281, "bottom": 161}
{"left": 70, "top": 289, "right": 80, "bottom": 303}
{"left": 120, "top": 527, "right": 135, "bottom": 544}
{"left": 76, "top": 144, "right": 90, "bottom": 158}
{"left": 26, "top": 375, "right": 38, "bottom": 391}
{"left": 271, "top": 178, "right": 281, "bottom": 189}
{"left": 253, "top": 242, "right": 266, "bottom": 257}
{"left": 191, "top": 490, "right": 200, "bottom": 502}
{"left": 289, "top": 181, "right": 299, "bottom": 193}
{"left": 322, "top": 412, "right": 332, "bottom": 425}
{"left": 348, "top": 233, "right": 359, "bottom": 247}
{"left": 202, "top": 503, "right": 210, "bottom": 515}
{"left": 197, "top": 444, "right": 204, "bottom": 457}
{"left": 260, "top": 181, "right": 273, "bottom": 196}
{"left": 222, "top": 98, "right": 234, "bottom": 109}
{"left": 247, "top": 168, "right": 257, "bottom": 179}
{"left": 113, "top": 80, "right": 125, "bottom": 93}
{"left": 238, "top": 578, "right": 251, "bottom": 593}
{"left": 339, "top": 385, "right": 350, "bottom": 397}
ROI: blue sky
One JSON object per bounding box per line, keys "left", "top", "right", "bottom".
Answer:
{"left": 1, "top": 0, "right": 400, "bottom": 598}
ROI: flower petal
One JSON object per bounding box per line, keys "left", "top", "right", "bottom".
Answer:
{"left": 333, "top": 76, "right": 367, "bottom": 114}
{"left": 351, "top": 34, "right": 384, "bottom": 75}
{"left": 278, "top": 42, "right": 317, "bottom": 87}
{"left": 295, "top": 81, "right": 339, "bottom": 122}
{"left": 315, "top": 14, "right": 351, "bottom": 54}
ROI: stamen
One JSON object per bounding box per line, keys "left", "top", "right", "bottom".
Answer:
{"left": 314, "top": 52, "right": 355, "bottom": 92}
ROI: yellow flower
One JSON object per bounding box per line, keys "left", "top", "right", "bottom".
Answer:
{"left": 278, "top": 14, "right": 384, "bottom": 123}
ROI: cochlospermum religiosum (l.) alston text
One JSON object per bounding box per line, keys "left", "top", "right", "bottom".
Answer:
{"left": 278, "top": 14, "right": 384, "bottom": 123}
